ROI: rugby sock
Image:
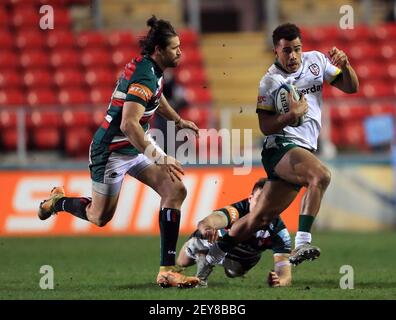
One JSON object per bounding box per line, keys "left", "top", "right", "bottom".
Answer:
{"left": 54, "top": 197, "right": 91, "bottom": 221}
{"left": 295, "top": 231, "right": 312, "bottom": 248}
{"left": 159, "top": 208, "right": 181, "bottom": 266}
{"left": 298, "top": 214, "right": 315, "bottom": 232}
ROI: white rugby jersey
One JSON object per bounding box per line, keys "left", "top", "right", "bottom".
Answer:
{"left": 256, "top": 51, "right": 341, "bottom": 150}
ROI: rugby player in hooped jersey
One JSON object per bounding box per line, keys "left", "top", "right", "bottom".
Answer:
{"left": 37, "top": 16, "right": 200, "bottom": 288}
{"left": 203, "top": 23, "right": 359, "bottom": 268}
{"left": 177, "top": 178, "right": 292, "bottom": 288}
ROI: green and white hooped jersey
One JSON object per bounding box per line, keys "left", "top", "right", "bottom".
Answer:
{"left": 93, "top": 55, "right": 164, "bottom": 155}
{"left": 256, "top": 51, "right": 341, "bottom": 151}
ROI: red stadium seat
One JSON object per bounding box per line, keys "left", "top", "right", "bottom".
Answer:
{"left": 46, "top": 30, "right": 75, "bottom": 49}
{"left": 386, "top": 62, "right": 396, "bottom": 80}
{"left": 355, "top": 62, "right": 384, "bottom": 81}
{"left": 184, "top": 86, "right": 212, "bottom": 104}
{"left": 81, "top": 49, "right": 112, "bottom": 68}
{"left": 0, "top": 71, "right": 23, "bottom": 89}
{"left": 90, "top": 86, "right": 113, "bottom": 105}
{"left": 347, "top": 43, "right": 379, "bottom": 61}
{"left": 0, "top": 51, "right": 19, "bottom": 69}
{"left": 54, "top": 69, "right": 85, "bottom": 87}
{"left": 370, "top": 24, "right": 396, "bottom": 42}
{"left": 31, "top": 127, "right": 61, "bottom": 150}
{"left": 0, "top": 110, "right": 17, "bottom": 128}
{"left": 20, "top": 50, "right": 50, "bottom": 69}
{"left": 30, "top": 110, "right": 62, "bottom": 127}
{"left": 16, "top": 31, "right": 46, "bottom": 50}
{"left": 1, "top": 128, "right": 18, "bottom": 150}
{"left": 361, "top": 81, "right": 393, "bottom": 98}
{"left": 24, "top": 70, "right": 52, "bottom": 88}
{"left": 338, "top": 25, "right": 370, "bottom": 42}
{"left": 0, "top": 31, "right": 14, "bottom": 49}
{"left": 380, "top": 44, "right": 396, "bottom": 60}
{"left": 369, "top": 103, "right": 396, "bottom": 117}
{"left": 175, "top": 67, "right": 207, "bottom": 86}
{"left": 50, "top": 49, "right": 81, "bottom": 68}
{"left": 58, "top": 88, "right": 90, "bottom": 105}
{"left": 0, "top": 8, "right": 9, "bottom": 30}
{"left": 330, "top": 104, "right": 367, "bottom": 122}
{"left": 0, "top": 89, "right": 26, "bottom": 105}
{"left": 179, "top": 48, "right": 203, "bottom": 67}
{"left": 65, "top": 127, "right": 92, "bottom": 157}
{"left": 341, "top": 121, "right": 367, "bottom": 149}
{"left": 179, "top": 105, "right": 210, "bottom": 128}
{"left": 27, "top": 89, "right": 58, "bottom": 106}
{"left": 53, "top": 9, "right": 71, "bottom": 28}
{"left": 85, "top": 68, "right": 115, "bottom": 87}
{"left": 178, "top": 29, "right": 199, "bottom": 47}
{"left": 76, "top": 32, "right": 106, "bottom": 49}
{"left": 107, "top": 31, "right": 136, "bottom": 48}
{"left": 12, "top": 10, "right": 39, "bottom": 28}
{"left": 111, "top": 48, "right": 138, "bottom": 68}
{"left": 62, "top": 109, "right": 92, "bottom": 127}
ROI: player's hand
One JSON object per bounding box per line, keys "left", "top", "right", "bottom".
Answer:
{"left": 328, "top": 47, "right": 349, "bottom": 69}
{"left": 267, "top": 271, "right": 281, "bottom": 287}
{"left": 289, "top": 92, "right": 308, "bottom": 119}
{"left": 198, "top": 222, "right": 218, "bottom": 243}
{"left": 176, "top": 119, "right": 199, "bottom": 136}
{"left": 156, "top": 155, "right": 184, "bottom": 182}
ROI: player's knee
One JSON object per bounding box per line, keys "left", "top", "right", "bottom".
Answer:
{"left": 316, "top": 167, "right": 331, "bottom": 190}
{"left": 164, "top": 182, "right": 187, "bottom": 202}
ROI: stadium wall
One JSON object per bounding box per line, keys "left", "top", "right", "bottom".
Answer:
{"left": 0, "top": 164, "right": 393, "bottom": 236}
{"left": 0, "top": 167, "right": 302, "bottom": 236}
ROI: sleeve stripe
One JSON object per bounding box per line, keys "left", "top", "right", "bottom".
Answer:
{"left": 256, "top": 104, "right": 275, "bottom": 112}
{"left": 127, "top": 83, "right": 153, "bottom": 102}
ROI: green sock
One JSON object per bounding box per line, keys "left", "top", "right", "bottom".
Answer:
{"left": 298, "top": 215, "right": 315, "bottom": 232}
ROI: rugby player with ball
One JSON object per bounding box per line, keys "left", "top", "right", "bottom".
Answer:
{"left": 202, "top": 23, "right": 359, "bottom": 270}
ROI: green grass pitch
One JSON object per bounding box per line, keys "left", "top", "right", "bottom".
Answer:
{"left": 1, "top": 232, "right": 395, "bottom": 300}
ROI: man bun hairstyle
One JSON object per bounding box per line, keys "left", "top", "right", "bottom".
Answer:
{"left": 139, "top": 15, "right": 178, "bottom": 55}
{"left": 272, "top": 23, "right": 301, "bottom": 46}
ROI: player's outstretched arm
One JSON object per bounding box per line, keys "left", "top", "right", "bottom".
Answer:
{"left": 268, "top": 254, "right": 292, "bottom": 287}
{"left": 328, "top": 47, "right": 359, "bottom": 94}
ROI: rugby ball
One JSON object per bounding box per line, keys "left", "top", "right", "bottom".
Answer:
{"left": 274, "top": 83, "right": 304, "bottom": 127}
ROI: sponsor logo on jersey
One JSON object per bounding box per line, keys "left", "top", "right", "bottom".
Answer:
{"left": 297, "top": 84, "right": 322, "bottom": 96}
{"left": 308, "top": 63, "right": 320, "bottom": 76}
{"left": 127, "top": 83, "right": 153, "bottom": 102}
{"left": 257, "top": 96, "right": 267, "bottom": 104}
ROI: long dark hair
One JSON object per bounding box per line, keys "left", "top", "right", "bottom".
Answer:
{"left": 139, "top": 15, "right": 178, "bottom": 55}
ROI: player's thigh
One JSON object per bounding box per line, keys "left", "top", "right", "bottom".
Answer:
{"left": 251, "top": 179, "right": 299, "bottom": 220}
{"left": 274, "top": 147, "right": 329, "bottom": 186}
{"left": 87, "top": 189, "right": 120, "bottom": 222}
{"left": 132, "top": 162, "right": 186, "bottom": 198}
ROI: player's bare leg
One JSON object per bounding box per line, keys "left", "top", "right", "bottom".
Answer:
{"left": 38, "top": 187, "right": 119, "bottom": 227}
{"left": 274, "top": 147, "right": 330, "bottom": 264}
{"left": 136, "top": 164, "right": 199, "bottom": 288}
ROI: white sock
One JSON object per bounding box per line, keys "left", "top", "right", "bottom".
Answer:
{"left": 295, "top": 231, "right": 312, "bottom": 248}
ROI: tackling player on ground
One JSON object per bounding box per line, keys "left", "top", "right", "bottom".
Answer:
{"left": 37, "top": 16, "right": 200, "bottom": 288}
{"left": 177, "top": 178, "right": 292, "bottom": 287}
{"left": 203, "top": 23, "right": 359, "bottom": 269}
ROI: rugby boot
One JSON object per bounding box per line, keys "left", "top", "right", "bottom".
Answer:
{"left": 156, "top": 266, "right": 200, "bottom": 288}
{"left": 289, "top": 243, "right": 321, "bottom": 266}
{"left": 38, "top": 187, "right": 65, "bottom": 220}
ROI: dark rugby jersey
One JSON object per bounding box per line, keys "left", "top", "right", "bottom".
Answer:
{"left": 93, "top": 55, "right": 164, "bottom": 155}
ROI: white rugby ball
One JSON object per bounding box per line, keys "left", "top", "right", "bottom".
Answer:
{"left": 274, "top": 83, "right": 304, "bottom": 127}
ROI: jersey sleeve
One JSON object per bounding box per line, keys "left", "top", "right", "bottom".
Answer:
{"left": 320, "top": 52, "right": 342, "bottom": 84}
{"left": 256, "top": 75, "right": 280, "bottom": 113}
{"left": 125, "top": 69, "right": 156, "bottom": 107}
{"left": 216, "top": 198, "right": 250, "bottom": 229}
